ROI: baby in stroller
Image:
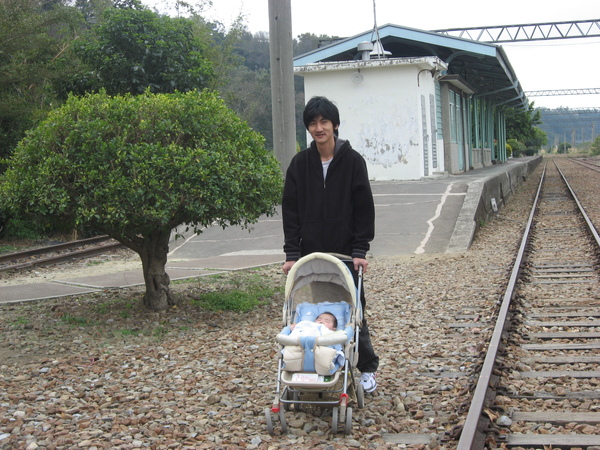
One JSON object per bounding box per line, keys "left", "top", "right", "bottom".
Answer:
{"left": 278, "top": 304, "right": 350, "bottom": 376}
{"left": 266, "top": 252, "right": 365, "bottom": 436}
{"left": 290, "top": 312, "right": 336, "bottom": 333}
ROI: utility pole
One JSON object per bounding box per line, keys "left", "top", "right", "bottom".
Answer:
{"left": 268, "top": 0, "right": 296, "bottom": 174}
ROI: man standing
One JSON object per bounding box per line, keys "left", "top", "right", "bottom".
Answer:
{"left": 281, "top": 96, "right": 379, "bottom": 392}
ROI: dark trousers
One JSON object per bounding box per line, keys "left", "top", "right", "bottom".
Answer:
{"left": 345, "top": 262, "right": 379, "bottom": 373}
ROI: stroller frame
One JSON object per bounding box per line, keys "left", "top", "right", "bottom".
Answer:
{"left": 265, "top": 252, "right": 366, "bottom": 436}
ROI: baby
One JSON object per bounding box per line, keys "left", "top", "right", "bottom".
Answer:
{"left": 289, "top": 312, "right": 337, "bottom": 337}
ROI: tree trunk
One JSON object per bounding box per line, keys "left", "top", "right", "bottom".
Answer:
{"left": 140, "top": 229, "right": 173, "bottom": 311}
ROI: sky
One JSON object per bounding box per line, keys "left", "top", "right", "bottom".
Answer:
{"left": 148, "top": 0, "right": 600, "bottom": 109}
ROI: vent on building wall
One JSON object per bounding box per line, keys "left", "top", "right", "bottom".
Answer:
{"left": 351, "top": 72, "right": 364, "bottom": 83}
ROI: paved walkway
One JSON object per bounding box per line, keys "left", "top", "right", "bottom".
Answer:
{"left": 1, "top": 158, "right": 539, "bottom": 303}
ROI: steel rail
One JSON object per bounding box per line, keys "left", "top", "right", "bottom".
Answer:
{"left": 0, "top": 241, "right": 125, "bottom": 273}
{"left": 555, "top": 161, "right": 600, "bottom": 248}
{"left": 456, "top": 162, "right": 546, "bottom": 449}
{"left": 568, "top": 157, "right": 600, "bottom": 174}
{"left": 0, "top": 235, "right": 112, "bottom": 264}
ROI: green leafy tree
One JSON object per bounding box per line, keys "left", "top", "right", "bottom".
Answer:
{"left": 591, "top": 136, "right": 600, "bottom": 156}
{"left": 0, "top": 0, "right": 82, "bottom": 162}
{"left": 507, "top": 138, "right": 526, "bottom": 157}
{"left": 293, "top": 32, "right": 340, "bottom": 56}
{"left": 220, "top": 66, "right": 273, "bottom": 148}
{"left": 0, "top": 90, "right": 283, "bottom": 311}
{"left": 557, "top": 142, "right": 571, "bottom": 154}
{"left": 505, "top": 101, "right": 542, "bottom": 143}
{"left": 59, "top": 5, "right": 214, "bottom": 96}
{"left": 524, "top": 127, "right": 548, "bottom": 155}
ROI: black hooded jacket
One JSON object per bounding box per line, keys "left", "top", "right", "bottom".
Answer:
{"left": 282, "top": 138, "right": 375, "bottom": 261}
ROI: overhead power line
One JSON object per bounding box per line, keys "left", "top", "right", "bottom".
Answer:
{"left": 433, "top": 19, "right": 600, "bottom": 43}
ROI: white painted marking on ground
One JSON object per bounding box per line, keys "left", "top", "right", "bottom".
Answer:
{"left": 414, "top": 183, "right": 454, "bottom": 254}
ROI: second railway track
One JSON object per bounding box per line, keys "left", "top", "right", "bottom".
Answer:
{"left": 0, "top": 236, "right": 126, "bottom": 274}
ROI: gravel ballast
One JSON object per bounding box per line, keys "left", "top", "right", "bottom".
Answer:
{"left": 1, "top": 156, "right": 598, "bottom": 450}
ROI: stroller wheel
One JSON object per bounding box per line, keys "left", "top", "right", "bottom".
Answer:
{"left": 344, "top": 407, "right": 353, "bottom": 435}
{"left": 279, "top": 409, "right": 288, "bottom": 434}
{"left": 292, "top": 391, "right": 301, "bottom": 411}
{"left": 281, "top": 389, "right": 290, "bottom": 411}
{"left": 357, "top": 382, "right": 365, "bottom": 408}
{"left": 265, "top": 408, "right": 274, "bottom": 435}
{"left": 331, "top": 406, "right": 339, "bottom": 435}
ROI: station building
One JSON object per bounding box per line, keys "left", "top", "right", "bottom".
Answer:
{"left": 294, "top": 24, "right": 528, "bottom": 181}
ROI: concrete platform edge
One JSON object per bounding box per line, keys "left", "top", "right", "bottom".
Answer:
{"left": 446, "top": 156, "right": 542, "bottom": 253}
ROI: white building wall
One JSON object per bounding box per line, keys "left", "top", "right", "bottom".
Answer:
{"left": 300, "top": 60, "right": 444, "bottom": 180}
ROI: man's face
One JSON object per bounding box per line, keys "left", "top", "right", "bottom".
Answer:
{"left": 307, "top": 115, "right": 337, "bottom": 148}
{"left": 315, "top": 313, "right": 336, "bottom": 330}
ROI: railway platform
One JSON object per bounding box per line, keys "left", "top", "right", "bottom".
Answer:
{"left": 0, "top": 156, "right": 541, "bottom": 304}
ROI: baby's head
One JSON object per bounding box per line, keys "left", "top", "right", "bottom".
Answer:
{"left": 315, "top": 312, "right": 337, "bottom": 331}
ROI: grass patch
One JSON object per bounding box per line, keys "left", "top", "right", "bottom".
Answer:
{"left": 0, "top": 245, "right": 19, "bottom": 255}
{"left": 153, "top": 325, "right": 168, "bottom": 338}
{"left": 60, "top": 314, "right": 92, "bottom": 326}
{"left": 119, "top": 329, "right": 141, "bottom": 337}
{"left": 191, "top": 269, "right": 283, "bottom": 312}
{"left": 94, "top": 297, "right": 136, "bottom": 318}
{"left": 192, "top": 290, "right": 263, "bottom": 312}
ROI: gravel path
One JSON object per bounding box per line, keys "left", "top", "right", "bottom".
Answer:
{"left": 1, "top": 156, "right": 597, "bottom": 450}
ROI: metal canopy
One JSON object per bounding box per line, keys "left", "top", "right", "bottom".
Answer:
{"left": 294, "top": 23, "right": 528, "bottom": 110}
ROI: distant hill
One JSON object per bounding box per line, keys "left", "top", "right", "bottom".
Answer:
{"left": 537, "top": 107, "right": 600, "bottom": 148}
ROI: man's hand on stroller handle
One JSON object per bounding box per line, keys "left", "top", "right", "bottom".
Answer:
{"left": 353, "top": 257, "right": 368, "bottom": 274}
{"left": 282, "top": 260, "right": 296, "bottom": 275}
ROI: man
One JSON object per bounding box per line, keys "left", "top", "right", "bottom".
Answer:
{"left": 281, "top": 96, "right": 379, "bottom": 392}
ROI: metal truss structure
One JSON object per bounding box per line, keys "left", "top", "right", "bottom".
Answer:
{"left": 526, "top": 88, "right": 600, "bottom": 97}
{"left": 433, "top": 19, "right": 600, "bottom": 43}
{"left": 539, "top": 107, "right": 600, "bottom": 115}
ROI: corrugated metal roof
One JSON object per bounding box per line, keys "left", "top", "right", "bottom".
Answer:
{"left": 294, "top": 23, "right": 528, "bottom": 109}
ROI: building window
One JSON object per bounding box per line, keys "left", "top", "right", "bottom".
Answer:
{"left": 450, "top": 90, "right": 457, "bottom": 143}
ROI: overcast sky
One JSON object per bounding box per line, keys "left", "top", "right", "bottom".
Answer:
{"left": 149, "top": 0, "right": 600, "bottom": 109}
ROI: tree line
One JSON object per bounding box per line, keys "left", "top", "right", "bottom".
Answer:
{"left": 0, "top": 0, "right": 336, "bottom": 166}
{"left": 537, "top": 107, "right": 600, "bottom": 152}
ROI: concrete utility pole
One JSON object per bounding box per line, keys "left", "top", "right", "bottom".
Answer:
{"left": 268, "top": 0, "right": 296, "bottom": 174}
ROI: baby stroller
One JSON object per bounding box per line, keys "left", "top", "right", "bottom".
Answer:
{"left": 265, "top": 252, "right": 366, "bottom": 436}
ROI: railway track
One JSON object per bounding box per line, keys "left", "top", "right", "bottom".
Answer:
{"left": 458, "top": 159, "right": 600, "bottom": 448}
{"left": 0, "top": 235, "right": 126, "bottom": 273}
{"left": 569, "top": 156, "right": 600, "bottom": 173}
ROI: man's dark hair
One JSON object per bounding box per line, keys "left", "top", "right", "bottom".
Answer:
{"left": 303, "top": 96, "right": 340, "bottom": 130}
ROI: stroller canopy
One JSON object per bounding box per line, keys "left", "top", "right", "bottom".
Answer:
{"left": 285, "top": 253, "right": 358, "bottom": 308}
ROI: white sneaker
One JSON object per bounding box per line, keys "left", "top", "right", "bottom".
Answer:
{"left": 360, "top": 372, "right": 377, "bottom": 393}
